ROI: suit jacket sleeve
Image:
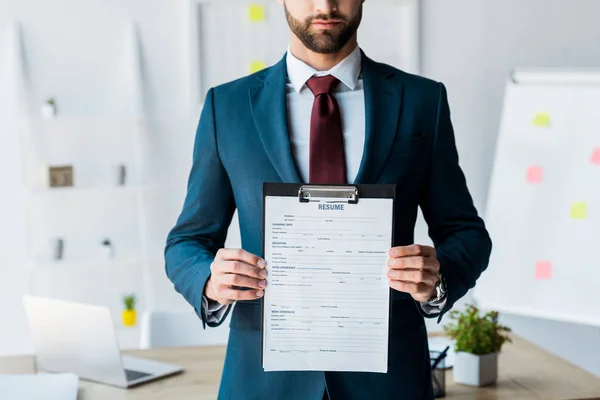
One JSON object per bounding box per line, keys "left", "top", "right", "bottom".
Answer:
{"left": 418, "top": 82, "right": 493, "bottom": 323}
{"left": 164, "top": 88, "right": 235, "bottom": 328}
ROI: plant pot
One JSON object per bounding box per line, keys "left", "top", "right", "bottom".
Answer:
{"left": 453, "top": 351, "right": 498, "bottom": 386}
{"left": 41, "top": 103, "right": 57, "bottom": 118}
{"left": 122, "top": 310, "right": 137, "bottom": 327}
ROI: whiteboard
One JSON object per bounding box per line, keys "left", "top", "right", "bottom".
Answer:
{"left": 474, "top": 69, "right": 600, "bottom": 327}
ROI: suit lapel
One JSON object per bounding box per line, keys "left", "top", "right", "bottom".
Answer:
{"left": 353, "top": 52, "right": 404, "bottom": 184}
{"left": 250, "top": 51, "right": 405, "bottom": 185}
{"left": 249, "top": 55, "right": 303, "bottom": 184}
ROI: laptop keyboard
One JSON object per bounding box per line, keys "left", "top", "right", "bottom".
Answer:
{"left": 125, "top": 369, "right": 153, "bottom": 382}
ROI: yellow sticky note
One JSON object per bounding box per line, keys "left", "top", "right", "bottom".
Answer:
{"left": 250, "top": 60, "right": 266, "bottom": 73}
{"left": 533, "top": 112, "right": 551, "bottom": 127}
{"left": 570, "top": 202, "right": 587, "bottom": 219}
{"left": 249, "top": 4, "right": 265, "bottom": 22}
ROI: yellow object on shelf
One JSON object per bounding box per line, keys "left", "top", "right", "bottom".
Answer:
{"left": 532, "top": 112, "right": 551, "bottom": 127}
{"left": 248, "top": 4, "right": 265, "bottom": 22}
{"left": 250, "top": 61, "right": 267, "bottom": 74}
{"left": 122, "top": 310, "right": 137, "bottom": 327}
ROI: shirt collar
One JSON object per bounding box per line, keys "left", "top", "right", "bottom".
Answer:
{"left": 286, "top": 45, "right": 362, "bottom": 93}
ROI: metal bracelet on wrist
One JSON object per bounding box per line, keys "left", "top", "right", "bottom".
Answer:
{"left": 428, "top": 271, "right": 447, "bottom": 305}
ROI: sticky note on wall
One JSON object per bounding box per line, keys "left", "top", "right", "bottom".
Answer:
{"left": 250, "top": 60, "right": 266, "bottom": 73}
{"left": 249, "top": 4, "right": 265, "bottom": 22}
{"left": 570, "top": 202, "right": 587, "bottom": 219}
{"left": 591, "top": 147, "right": 600, "bottom": 165}
{"left": 532, "top": 112, "right": 551, "bottom": 127}
{"left": 535, "top": 261, "right": 552, "bottom": 280}
{"left": 526, "top": 166, "right": 543, "bottom": 183}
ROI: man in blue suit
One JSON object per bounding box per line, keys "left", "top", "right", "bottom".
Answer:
{"left": 165, "top": 0, "right": 492, "bottom": 398}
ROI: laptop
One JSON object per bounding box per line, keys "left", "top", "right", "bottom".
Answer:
{"left": 23, "top": 295, "right": 183, "bottom": 388}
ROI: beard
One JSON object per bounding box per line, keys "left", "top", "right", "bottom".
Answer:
{"left": 284, "top": 3, "right": 362, "bottom": 54}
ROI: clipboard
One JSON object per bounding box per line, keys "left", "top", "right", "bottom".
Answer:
{"left": 260, "top": 183, "right": 396, "bottom": 372}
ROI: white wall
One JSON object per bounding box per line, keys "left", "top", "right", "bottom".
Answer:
{"left": 420, "top": 0, "right": 600, "bottom": 376}
{"left": 2, "top": 0, "right": 599, "bottom": 377}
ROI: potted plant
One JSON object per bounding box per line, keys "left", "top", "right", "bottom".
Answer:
{"left": 444, "top": 304, "right": 511, "bottom": 386}
{"left": 122, "top": 294, "right": 137, "bottom": 327}
{"left": 41, "top": 97, "right": 58, "bottom": 118}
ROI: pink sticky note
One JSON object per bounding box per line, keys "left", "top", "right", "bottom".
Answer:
{"left": 591, "top": 147, "right": 600, "bottom": 165}
{"left": 526, "top": 166, "right": 543, "bottom": 183}
{"left": 535, "top": 261, "right": 552, "bottom": 280}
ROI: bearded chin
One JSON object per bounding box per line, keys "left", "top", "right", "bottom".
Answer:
{"left": 303, "top": 29, "right": 346, "bottom": 54}
{"left": 284, "top": 5, "right": 362, "bottom": 55}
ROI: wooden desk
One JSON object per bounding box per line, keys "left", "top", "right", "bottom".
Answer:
{"left": 1, "top": 335, "right": 599, "bottom": 399}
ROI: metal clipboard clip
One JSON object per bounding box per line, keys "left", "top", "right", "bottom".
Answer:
{"left": 298, "top": 185, "right": 359, "bottom": 204}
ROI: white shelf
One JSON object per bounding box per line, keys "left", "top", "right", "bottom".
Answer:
{"left": 25, "top": 186, "right": 145, "bottom": 198}
{"left": 25, "top": 116, "right": 146, "bottom": 136}
{"left": 31, "top": 258, "right": 145, "bottom": 270}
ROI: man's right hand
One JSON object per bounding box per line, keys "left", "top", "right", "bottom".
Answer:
{"left": 204, "top": 248, "right": 268, "bottom": 305}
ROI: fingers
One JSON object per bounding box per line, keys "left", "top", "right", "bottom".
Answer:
{"left": 217, "top": 248, "right": 266, "bottom": 268}
{"left": 388, "top": 256, "right": 439, "bottom": 272}
{"left": 389, "top": 280, "right": 422, "bottom": 294}
{"left": 215, "top": 260, "right": 267, "bottom": 279}
{"left": 209, "top": 278, "right": 266, "bottom": 305}
{"left": 389, "top": 280, "right": 432, "bottom": 302}
{"left": 221, "top": 288, "right": 265, "bottom": 302}
{"left": 209, "top": 248, "right": 269, "bottom": 305}
{"left": 207, "top": 273, "right": 267, "bottom": 304}
{"left": 387, "top": 268, "right": 438, "bottom": 286}
{"left": 390, "top": 281, "right": 435, "bottom": 302}
{"left": 389, "top": 244, "right": 436, "bottom": 259}
{"left": 222, "top": 274, "right": 267, "bottom": 290}
{"left": 387, "top": 250, "right": 439, "bottom": 302}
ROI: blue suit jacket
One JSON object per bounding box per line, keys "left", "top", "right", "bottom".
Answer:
{"left": 165, "top": 51, "right": 492, "bottom": 400}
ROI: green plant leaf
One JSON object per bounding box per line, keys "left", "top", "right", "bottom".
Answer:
{"left": 443, "top": 304, "right": 511, "bottom": 355}
{"left": 123, "top": 294, "right": 136, "bottom": 310}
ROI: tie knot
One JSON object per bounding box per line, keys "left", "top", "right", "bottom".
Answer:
{"left": 306, "top": 75, "right": 340, "bottom": 96}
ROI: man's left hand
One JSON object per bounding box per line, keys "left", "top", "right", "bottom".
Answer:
{"left": 387, "top": 244, "right": 440, "bottom": 303}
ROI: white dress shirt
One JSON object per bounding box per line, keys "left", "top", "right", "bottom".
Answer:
{"left": 286, "top": 45, "right": 366, "bottom": 184}
{"left": 203, "top": 45, "right": 445, "bottom": 323}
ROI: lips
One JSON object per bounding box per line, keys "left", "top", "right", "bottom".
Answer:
{"left": 312, "top": 21, "right": 343, "bottom": 29}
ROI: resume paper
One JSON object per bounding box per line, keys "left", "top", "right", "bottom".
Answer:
{"left": 262, "top": 197, "right": 393, "bottom": 373}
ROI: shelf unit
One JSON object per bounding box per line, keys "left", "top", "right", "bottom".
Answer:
{"left": 10, "top": 21, "right": 149, "bottom": 350}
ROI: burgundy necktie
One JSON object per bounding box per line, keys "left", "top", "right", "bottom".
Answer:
{"left": 306, "top": 75, "right": 347, "bottom": 184}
